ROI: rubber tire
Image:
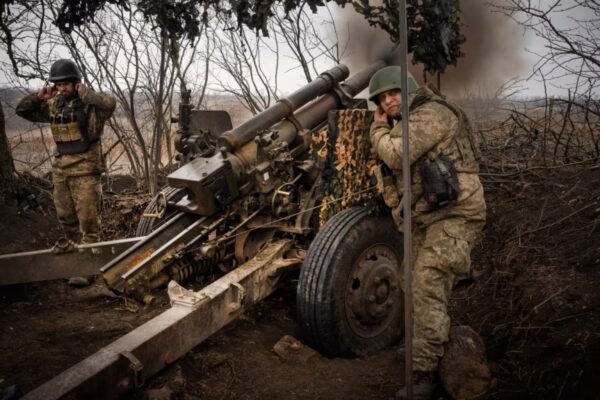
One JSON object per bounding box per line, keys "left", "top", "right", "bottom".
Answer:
{"left": 297, "top": 206, "right": 404, "bottom": 357}
{"left": 136, "top": 186, "right": 185, "bottom": 236}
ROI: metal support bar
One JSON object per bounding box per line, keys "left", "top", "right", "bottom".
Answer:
{"left": 100, "top": 212, "right": 205, "bottom": 293}
{"left": 23, "top": 239, "right": 299, "bottom": 400}
{"left": 399, "top": 0, "right": 414, "bottom": 397}
{"left": 0, "top": 237, "right": 142, "bottom": 286}
{"left": 118, "top": 351, "right": 144, "bottom": 389}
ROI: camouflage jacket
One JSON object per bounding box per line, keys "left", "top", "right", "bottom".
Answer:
{"left": 370, "top": 85, "right": 486, "bottom": 238}
{"left": 16, "top": 86, "right": 116, "bottom": 176}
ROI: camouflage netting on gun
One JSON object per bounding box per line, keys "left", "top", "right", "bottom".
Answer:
{"left": 311, "top": 109, "right": 378, "bottom": 227}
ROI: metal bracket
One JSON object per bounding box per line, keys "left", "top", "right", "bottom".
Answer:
{"left": 332, "top": 83, "right": 354, "bottom": 108}
{"left": 276, "top": 97, "right": 305, "bottom": 135}
{"left": 118, "top": 351, "right": 144, "bottom": 389}
{"left": 227, "top": 282, "right": 246, "bottom": 314}
{"left": 167, "top": 280, "right": 208, "bottom": 309}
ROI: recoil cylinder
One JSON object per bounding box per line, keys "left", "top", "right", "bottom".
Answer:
{"left": 169, "top": 251, "right": 223, "bottom": 283}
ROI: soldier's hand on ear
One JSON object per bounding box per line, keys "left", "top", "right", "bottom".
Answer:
{"left": 374, "top": 105, "right": 389, "bottom": 124}
{"left": 75, "top": 82, "right": 86, "bottom": 96}
{"left": 37, "top": 86, "right": 56, "bottom": 100}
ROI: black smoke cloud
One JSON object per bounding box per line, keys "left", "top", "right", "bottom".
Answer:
{"left": 334, "top": 1, "right": 526, "bottom": 97}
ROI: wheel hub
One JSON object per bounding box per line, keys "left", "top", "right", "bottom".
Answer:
{"left": 345, "top": 244, "right": 402, "bottom": 338}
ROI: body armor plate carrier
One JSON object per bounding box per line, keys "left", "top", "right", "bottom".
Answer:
{"left": 50, "top": 97, "right": 92, "bottom": 155}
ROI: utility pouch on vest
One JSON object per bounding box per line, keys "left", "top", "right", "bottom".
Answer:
{"left": 51, "top": 97, "right": 91, "bottom": 155}
{"left": 51, "top": 121, "right": 83, "bottom": 142}
{"left": 373, "top": 163, "right": 400, "bottom": 208}
{"left": 421, "top": 154, "right": 460, "bottom": 209}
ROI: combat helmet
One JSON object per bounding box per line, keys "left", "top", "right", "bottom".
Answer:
{"left": 49, "top": 59, "right": 81, "bottom": 83}
{"left": 369, "top": 66, "right": 418, "bottom": 103}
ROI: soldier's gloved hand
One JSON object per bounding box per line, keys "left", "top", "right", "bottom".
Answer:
{"left": 37, "top": 86, "right": 56, "bottom": 100}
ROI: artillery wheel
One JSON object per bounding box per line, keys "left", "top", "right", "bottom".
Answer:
{"left": 136, "top": 186, "right": 185, "bottom": 236}
{"left": 297, "top": 206, "right": 404, "bottom": 357}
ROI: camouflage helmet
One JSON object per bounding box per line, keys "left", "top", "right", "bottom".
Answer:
{"left": 49, "top": 59, "right": 81, "bottom": 83}
{"left": 369, "top": 66, "right": 419, "bottom": 103}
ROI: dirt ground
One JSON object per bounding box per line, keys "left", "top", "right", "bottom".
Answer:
{"left": 0, "top": 160, "right": 599, "bottom": 399}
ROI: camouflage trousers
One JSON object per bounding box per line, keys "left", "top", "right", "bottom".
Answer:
{"left": 403, "top": 217, "right": 484, "bottom": 372}
{"left": 52, "top": 171, "right": 102, "bottom": 244}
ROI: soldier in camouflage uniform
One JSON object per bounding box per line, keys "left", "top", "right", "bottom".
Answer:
{"left": 368, "top": 66, "right": 486, "bottom": 399}
{"left": 16, "top": 59, "right": 116, "bottom": 286}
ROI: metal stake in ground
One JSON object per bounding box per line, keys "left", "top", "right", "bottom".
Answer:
{"left": 398, "top": 0, "right": 413, "bottom": 398}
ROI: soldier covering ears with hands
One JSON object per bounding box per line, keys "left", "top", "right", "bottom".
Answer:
{"left": 369, "top": 66, "right": 486, "bottom": 399}
{"left": 16, "top": 59, "right": 116, "bottom": 286}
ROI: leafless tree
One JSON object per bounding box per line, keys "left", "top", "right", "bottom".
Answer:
{"left": 54, "top": 4, "right": 206, "bottom": 193}
{"left": 0, "top": 101, "right": 15, "bottom": 198}
{"left": 0, "top": 1, "right": 56, "bottom": 196}
{"left": 491, "top": 0, "right": 600, "bottom": 165}
{"left": 209, "top": 4, "right": 346, "bottom": 115}
{"left": 1, "top": 2, "right": 209, "bottom": 193}
{"left": 209, "top": 16, "right": 279, "bottom": 115}
{"left": 271, "top": 4, "right": 347, "bottom": 82}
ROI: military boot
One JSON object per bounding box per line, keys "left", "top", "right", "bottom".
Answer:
{"left": 61, "top": 222, "right": 82, "bottom": 244}
{"left": 395, "top": 371, "right": 437, "bottom": 400}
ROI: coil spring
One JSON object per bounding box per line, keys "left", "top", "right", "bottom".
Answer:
{"left": 169, "top": 251, "right": 223, "bottom": 283}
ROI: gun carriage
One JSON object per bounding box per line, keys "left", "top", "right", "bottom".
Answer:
{"left": 0, "top": 61, "right": 405, "bottom": 399}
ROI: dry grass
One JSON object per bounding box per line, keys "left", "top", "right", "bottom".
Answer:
{"left": 447, "top": 99, "right": 599, "bottom": 398}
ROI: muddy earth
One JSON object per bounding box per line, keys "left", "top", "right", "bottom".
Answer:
{"left": 0, "top": 164, "right": 599, "bottom": 399}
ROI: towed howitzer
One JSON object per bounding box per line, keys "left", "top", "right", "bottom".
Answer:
{"left": 167, "top": 62, "right": 375, "bottom": 215}
{"left": 2, "top": 61, "right": 406, "bottom": 399}
{"left": 100, "top": 61, "right": 388, "bottom": 301}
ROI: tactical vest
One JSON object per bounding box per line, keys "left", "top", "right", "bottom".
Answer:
{"left": 410, "top": 86, "right": 480, "bottom": 174}
{"left": 50, "top": 96, "right": 92, "bottom": 155}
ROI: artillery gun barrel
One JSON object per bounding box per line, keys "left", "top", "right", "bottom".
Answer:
{"left": 272, "top": 60, "right": 386, "bottom": 144}
{"left": 231, "top": 60, "right": 387, "bottom": 171}
{"left": 219, "top": 64, "right": 350, "bottom": 152}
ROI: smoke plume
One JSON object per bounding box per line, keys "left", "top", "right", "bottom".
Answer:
{"left": 335, "top": 1, "right": 526, "bottom": 97}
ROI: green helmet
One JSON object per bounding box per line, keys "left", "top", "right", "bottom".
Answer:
{"left": 368, "top": 66, "right": 419, "bottom": 103}
{"left": 49, "top": 59, "right": 81, "bottom": 83}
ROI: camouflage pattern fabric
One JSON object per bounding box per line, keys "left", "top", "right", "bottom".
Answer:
{"left": 312, "top": 109, "right": 377, "bottom": 226}
{"left": 408, "top": 217, "right": 485, "bottom": 371}
{"left": 16, "top": 86, "right": 116, "bottom": 243}
{"left": 51, "top": 142, "right": 106, "bottom": 177}
{"left": 370, "top": 85, "right": 486, "bottom": 372}
{"left": 53, "top": 170, "right": 102, "bottom": 244}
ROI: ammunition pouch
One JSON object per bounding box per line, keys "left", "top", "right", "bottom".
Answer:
{"left": 373, "top": 163, "right": 400, "bottom": 208}
{"left": 421, "top": 154, "right": 460, "bottom": 209}
{"left": 51, "top": 97, "right": 92, "bottom": 155}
